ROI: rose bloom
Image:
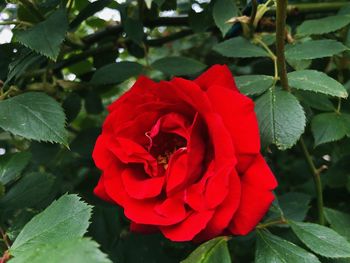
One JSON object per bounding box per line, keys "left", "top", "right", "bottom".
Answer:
{"left": 92, "top": 65, "right": 277, "bottom": 242}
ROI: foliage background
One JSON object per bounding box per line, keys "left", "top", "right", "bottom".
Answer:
{"left": 1, "top": 0, "right": 350, "bottom": 262}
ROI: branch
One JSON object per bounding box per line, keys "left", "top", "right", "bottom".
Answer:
{"left": 146, "top": 29, "right": 193, "bottom": 47}
{"left": 275, "top": 0, "right": 289, "bottom": 91}
{"left": 83, "top": 16, "right": 189, "bottom": 45}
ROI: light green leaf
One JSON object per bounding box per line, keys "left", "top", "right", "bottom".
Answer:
{"left": 213, "top": 0, "right": 238, "bottom": 36}
{"left": 289, "top": 220, "right": 350, "bottom": 258}
{"left": 324, "top": 208, "right": 350, "bottom": 241}
{"left": 10, "top": 194, "right": 92, "bottom": 254}
{"left": 91, "top": 61, "right": 143, "bottom": 85}
{"left": 256, "top": 230, "right": 320, "bottom": 263}
{"left": 213, "top": 37, "right": 269, "bottom": 58}
{"left": 152, "top": 56, "right": 206, "bottom": 76}
{"left": 297, "top": 15, "right": 350, "bottom": 36}
{"left": 285, "top": 40, "right": 348, "bottom": 60}
{"left": 14, "top": 9, "right": 68, "bottom": 60}
{"left": 0, "top": 152, "right": 31, "bottom": 185}
{"left": 181, "top": 236, "right": 231, "bottom": 263}
{"left": 235, "top": 75, "right": 274, "bottom": 95}
{"left": 288, "top": 70, "right": 348, "bottom": 98}
{"left": 9, "top": 238, "right": 111, "bottom": 263}
{"left": 0, "top": 172, "right": 54, "bottom": 210}
{"left": 255, "top": 89, "right": 306, "bottom": 150}
{"left": 311, "top": 113, "right": 350, "bottom": 146}
{"left": 0, "top": 92, "right": 68, "bottom": 145}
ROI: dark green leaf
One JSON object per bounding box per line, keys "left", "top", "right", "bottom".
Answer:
{"left": 296, "top": 90, "right": 335, "bottom": 112}
{"left": 0, "top": 172, "right": 55, "bottom": 210}
{"left": 213, "top": 0, "right": 238, "bottom": 36}
{"left": 0, "top": 92, "right": 68, "bottom": 145}
{"left": 62, "top": 92, "right": 82, "bottom": 123}
{"left": 324, "top": 208, "right": 350, "bottom": 241}
{"left": 288, "top": 70, "right": 348, "bottom": 98}
{"left": 70, "top": 0, "right": 112, "bottom": 29}
{"left": 289, "top": 220, "right": 350, "bottom": 258}
{"left": 91, "top": 61, "right": 143, "bottom": 85}
{"left": 15, "top": 9, "right": 68, "bottom": 60}
{"left": 84, "top": 91, "right": 104, "bottom": 114}
{"left": 285, "top": 40, "right": 348, "bottom": 60}
{"left": 213, "top": 37, "right": 269, "bottom": 58}
{"left": 255, "top": 89, "right": 306, "bottom": 150}
{"left": 124, "top": 18, "right": 144, "bottom": 44}
{"left": 10, "top": 194, "right": 92, "bottom": 254}
{"left": 152, "top": 56, "right": 206, "bottom": 76}
{"left": 311, "top": 113, "right": 350, "bottom": 146}
{"left": 256, "top": 230, "right": 320, "bottom": 263}
{"left": 235, "top": 75, "right": 274, "bottom": 95}
{"left": 278, "top": 192, "right": 312, "bottom": 221}
{"left": 9, "top": 238, "right": 111, "bottom": 263}
{"left": 181, "top": 236, "right": 231, "bottom": 263}
{"left": 297, "top": 15, "right": 350, "bottom": 36}
{"left": 0, "top": 152, "right": 31, "bottom": 185}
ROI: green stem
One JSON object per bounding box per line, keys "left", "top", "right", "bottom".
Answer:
{"left": 300, "top": 137, "right": 325, "bottom": 225}
{"left": 276, "top": 0, "right": 290, "bottom": 91}
{"left": 0, "top": 20, "right": 32, "bottom": 26}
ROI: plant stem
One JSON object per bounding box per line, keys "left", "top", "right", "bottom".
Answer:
{"left": 276, "top": 0, "right": 290, "bottom": 91}
{"left": 0, "top": 20, "right": 32, "bottom": 26}
{"left": 257, "top": 218, "right": 287, "bottom": 229}
{"left": 269, "top": 2, "right": 348, "bottom": 15}
{"left": 254, "top": 37, "right": 278, "bottom": 81}
{"left": 300, "top": 137, "right": 325, "bottom": 225}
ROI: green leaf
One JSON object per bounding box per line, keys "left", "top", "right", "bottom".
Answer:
{"left": 213, "top": 37, "right": 269, "bottom": 58}
{"left": 297, "top": 15, "right": 350, "bottom": 36}
{"left": 324, "top": 208, "right": 350, "bottom": 241}
{"left": 256, "top": 230, "right": 320, "bottom": 263}
{"left": 289, "top": 220, "right": 350, "bottom": 258}
{"left": 0, "top": 172, "right": 55, "bottom": 209}
{"left": 278, "top": 192, "right": 312, "bottom": 221}
{"left": 0, "top": 152, "right": 31, "bottom": 185}
{"left": 0, "top": 92, "right": 68, "bottom": 145}
{"left": 285, "top": 40, "right": 348, "bottom": 60}
{"left": 181, "top": 236, "right": 231, "bottom": 263}
{"left": 91, "top": 61, "right": 143, "bottom": 85}
{"left": 311, "top": 113, "right": 350, "bottom": 146}
{"left": 124, "top": 18, "right": 144, "bottom": 44}
{"left": 235, "top": 75, "right": 274, "bottom": 95}
{"left": 10, "top": 194, "right": 92, "bottom": 254}
{"left": 152, "top": 56, "right": 207, "bottom": 76}
{"left": 296, "top": 90, "right": 335, "bottom": 112}
{"left": 213, "top": 0, "right": 238, "bottom": 36}
{"left": 9, "top": 238, "right": 111, "bottom": 263}
{"left": 14, "top": 9, "right": 68, "bottom": 60}
{"left": 255, "top": 89, "right": 306, "bottom": 150}
{"left": 288, "top": 70, "right": 348, "bottom": 98}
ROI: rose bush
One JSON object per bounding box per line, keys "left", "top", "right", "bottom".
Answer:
{"left": 92, "top": 65, "right": 277, "bottom": 242}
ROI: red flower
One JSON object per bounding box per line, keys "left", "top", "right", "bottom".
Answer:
{"left": 92, "top": 65, "right": 277, "bottom": 242}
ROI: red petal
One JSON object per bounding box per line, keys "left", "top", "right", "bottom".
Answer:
{"left": 194, "top": 170, "right": 241, "bottom": 241}
{"left": 92, "top": 135, "right": 115, "bottom": 170}
{"left": 93, "top": 175, "right": 114, "bottom": 203}
{"left": 160, "top": 210, "right": 215, "bottom": 241}
{"left": 229, "top": 155, "right": 277, "bottom": 235}
{"left": 121, "top": 167, "right": 165, "bottom": 199}
{"left": 194, "top": 64, "right": 239, "bottom": 92}
{"left": 207, "top": 85, "right": 260, "bottom": 155}
{"left": 166, "top": 149, "right": 189, "bottom": 195}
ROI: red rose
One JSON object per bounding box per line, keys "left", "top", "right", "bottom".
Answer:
{"left": 92, "top": 65, "right": 277, "bottom": 242}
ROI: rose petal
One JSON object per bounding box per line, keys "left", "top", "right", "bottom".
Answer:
{"left": 207, "top": 85, "right": 260, "bottom": 155}
{"left": 166, "top": 149, "right": 189, "bottom": 195}
{"left": 194, "top": 170, "right": 241, "bottom": 241}
{"left": 92, "top": 135, "right": 115, "bottom": 170}
{"left": 194, "top": 64, "right": 239, "bottom": 92}
{"left": 160, "top": 210, "right": 215, "bottom": 242}
{"left": 229, "top": 155, "right": 277, "bottom": 235}
{"left": 93, "top": 175, "right": 114, "bottom": 203}
{"left": 121, "top": 167, "right": 165, "bottom": 199}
